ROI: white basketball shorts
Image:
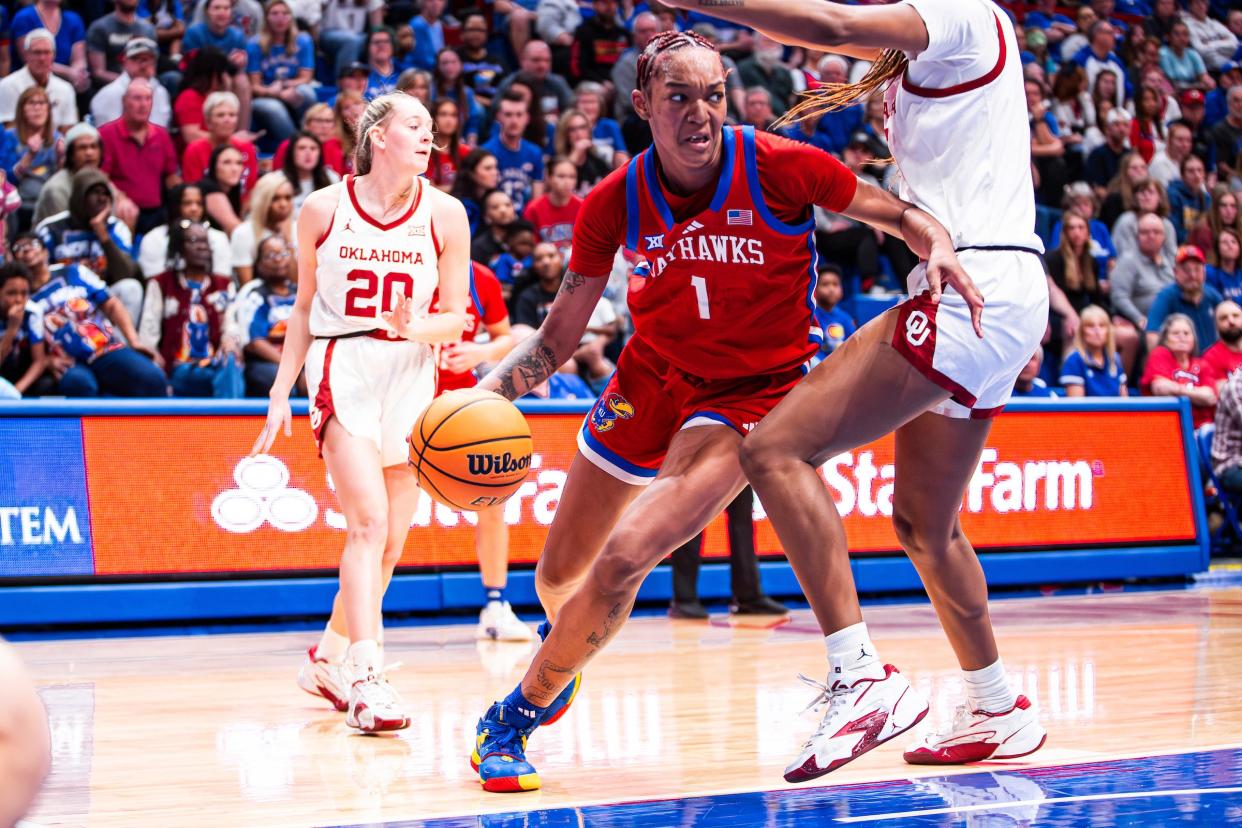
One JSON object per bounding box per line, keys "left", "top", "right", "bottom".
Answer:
{"left": 891, "top": 249, "right": 1049, "bottom": 419}
{"left": 306, "top": 334, "right": 436, "bottom": 467}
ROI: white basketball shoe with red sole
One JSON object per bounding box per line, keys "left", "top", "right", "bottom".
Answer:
{"left": 903, "top": 695, "right": 1046, "bottom": 764}
{"left": 784, "top": 664, "right": 930, "bottom": 783}
{"left": 297, "top": 646, "right": 350, "bottom": 712}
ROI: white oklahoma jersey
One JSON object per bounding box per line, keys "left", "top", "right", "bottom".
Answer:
{"left": 305, "top": 175, "right": 441, "bottom": 466}
{"left": 885, "top": 0, "right": 1050, "bottom": 419}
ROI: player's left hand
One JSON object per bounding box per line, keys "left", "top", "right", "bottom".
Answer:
{"left": 381, "top": 295, "right": 418, "bottom": 340}
{"left": 441, "top": 342, "right": 483, "bottom": 373}
{"left": 926, "top": 250, "right": 984, "bottom": 338}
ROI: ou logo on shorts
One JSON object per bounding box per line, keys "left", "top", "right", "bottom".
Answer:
{"left": 905, "top": 310, "right": 932, "bottom": 348}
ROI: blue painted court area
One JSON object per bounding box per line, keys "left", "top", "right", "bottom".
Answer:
{"left": 356, "top": 748, "right": 1242, "bottom": 827}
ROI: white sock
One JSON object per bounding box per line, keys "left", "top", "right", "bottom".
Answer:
{"left": 376, "top": 617, "right": 384, "bottom": 647}
{"left": 963, "top": 658, "right": 1016, "bottom": 713}
{"left": 347, "top": 639, "right": 381, "bottom": 678}
{"left": 825, "top": 622, "right": 884, "bottom": 682}
{"left": 316, "top": 626, "right": 349, "bottom": 662}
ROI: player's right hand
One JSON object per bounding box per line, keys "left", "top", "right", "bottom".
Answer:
{"left": 251, "top": 396, "right": 292, "bottom": 456}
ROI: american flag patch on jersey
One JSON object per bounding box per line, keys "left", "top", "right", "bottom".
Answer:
{"left": 726, "top": 209, "right": 753, "bottom": 226}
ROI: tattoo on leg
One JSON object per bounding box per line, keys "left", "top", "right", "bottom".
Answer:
{"left": 586, "top": 602, "right": 625, "bottom": 653}
{"left": 532, "top": 658, "right": 575, "bottom": 704}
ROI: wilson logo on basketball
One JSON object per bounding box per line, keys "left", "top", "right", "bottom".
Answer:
{"left": 466, "top": 452, "right": 531, "bottom": 477}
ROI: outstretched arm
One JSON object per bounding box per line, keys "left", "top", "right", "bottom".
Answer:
{"left": 662, "top": 0, "right": 929, "bottom": 60}
{"left": 477, "top": 270, "right": 608, "bottom": 400}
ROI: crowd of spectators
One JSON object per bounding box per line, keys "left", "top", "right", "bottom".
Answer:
{"left": 0, "top": 0, "right": 1239, "bottom": 421}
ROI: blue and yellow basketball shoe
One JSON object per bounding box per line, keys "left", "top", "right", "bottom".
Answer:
{"left": 534, "top": 621, "right": 582, "bottom": 727}
{"left": 472, "top": 701, "right": 542, "bottom": 793}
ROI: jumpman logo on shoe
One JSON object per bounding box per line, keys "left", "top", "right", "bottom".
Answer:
{"left": 857, "top": 646, "right": 872, "bottom": 661}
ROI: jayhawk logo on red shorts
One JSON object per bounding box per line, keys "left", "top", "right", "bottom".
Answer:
{"left": 591, "top": 393, "right": 635, "bottom": 433}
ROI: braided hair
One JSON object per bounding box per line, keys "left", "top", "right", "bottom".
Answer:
{"left": 636, "top": 30, "right": 719, "bottom": 94}
{"left": 775, "top": 50, "right": 908, "bottom": 129}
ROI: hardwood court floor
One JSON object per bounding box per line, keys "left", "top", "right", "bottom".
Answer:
{"left": 16, "top": 587, "right": 1242, "bottom": 827}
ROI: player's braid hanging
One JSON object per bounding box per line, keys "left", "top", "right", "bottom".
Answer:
{"left": 773, "top": 49, "right": 909, "bottom": 129}
{"left": 636, "top": 29, "right": 719, "bottom": 92}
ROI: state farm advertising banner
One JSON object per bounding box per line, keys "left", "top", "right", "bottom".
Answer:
{"left": 0, "top": 407, "right": 1199, "bottom": 580}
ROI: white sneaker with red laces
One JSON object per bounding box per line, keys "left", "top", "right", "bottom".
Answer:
{"left": 297, "top": 646, "right": 350, "bottom": 712}
{"left": 345, "top": 670, "right": 411, "bottom": 734}
{"left": 903, "top": 695, "right": 1046, "bottom": 765}
{"left": 784, "top": 664, "right": 930, "bottom": 783}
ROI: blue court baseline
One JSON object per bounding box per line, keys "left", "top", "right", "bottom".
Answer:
{"left": 350, "top": 747, "right": 1242, "bottom": 827}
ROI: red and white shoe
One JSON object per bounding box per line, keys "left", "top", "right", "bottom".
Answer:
{"left": 903, "top": 695, "right": 1046, "bottom": 765}
{"left": 297, "top": 646, "right": 350, "bottom": 712}
{"left": 784, "top": 664, "right": 929, "bottom": 783}
{"left": 345, "top": 671, "right": 411, "bottom": 734}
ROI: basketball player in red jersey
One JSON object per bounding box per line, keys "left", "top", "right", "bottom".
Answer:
{"left": 434, "top": 262, "right": 533, "bottom": 643}
{"left": 251, "top": 93, "right": 471, "bottom": 733}
{"left": 469, "top": 30, "right": 982, "bottom": 792}
{"left": 663, "top": 0, "right": 1050, "bottom": 779}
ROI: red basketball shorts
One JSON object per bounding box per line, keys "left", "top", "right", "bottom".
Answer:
{"left": 577, "top": 335, "right": 807, "bottom": 485}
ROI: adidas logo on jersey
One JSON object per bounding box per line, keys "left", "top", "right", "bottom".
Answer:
{"left": 683, "top": 220, "right": 705, "bottom": 234}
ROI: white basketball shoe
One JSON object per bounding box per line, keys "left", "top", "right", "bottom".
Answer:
{"left": 297, "top": 646, "right": 351, "bottom": 712}
{"left": 345, "top": 669, "right": 411, "bottom": 734}
{"left": 784, "top": 664, "right": 930, "bottom": 783}
{"left": 904, "top": 696, "right": 1046, "bottom": 764}
{"left": 476, "top": 601, "right": 535, "bottom": 642}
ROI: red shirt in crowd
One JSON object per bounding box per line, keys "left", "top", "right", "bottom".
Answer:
{"left": 434, "top": 263, "right": 508, "bottom": 392}
{"left": 272, "top": 136, "right": 348, "bottom": 178}
{"left": 98, "top": 119, "right": 180, "bottom": 210}
{"left": 428, "top": 144, "right": 472, "bottom": 190}
{"left": 182, "top": 137, "right": 260, "bottom": 198}
{"left": 1201, "top": 342, "right": 1242, "bottom": 385}
{"left": 1140, "top": 344, "right": 1217, "bottom": 426}
{"left": 524, "top": 192, "right": 582, "bottom": 253}
{"left": 173, "top": 88, "right": 207, "bottom": 155}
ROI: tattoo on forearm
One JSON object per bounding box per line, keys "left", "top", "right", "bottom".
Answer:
{"left": 699, "top": 0, "right": 744, "bottom": 6}
{"left": 493, "top": 341, "right": 558, "bottom": 400}
{"left": 560, "top": 269, "right": 587, "bottom": 296}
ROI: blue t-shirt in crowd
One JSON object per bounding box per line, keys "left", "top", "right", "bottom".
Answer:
{"left": 779, "top": 124, "right": 837, "bottom": 154}
{"left": 813, "top": 305, "right": 856, "bottom": 356}
{"left": 409, "top": 15, "right": 444, "bottom": 72}
{"left": 1059, "top": 349, "right": 1127, "bottom": 396}
{"left": 247, "top": 32, "right": 315, "bottom": 84}
{"left": 184, "top": 22, "right": 247, "bottom": 55}
{"left": 1208, "top": 264, "right": 1242, "bottom": 305}
{"left": 366, "top": 67, "right": 400, "bottom": 100}
{"left": 593, "top": 118, "right": 626, "bottom": 159}
{"left": 1012, "top": 378, "right": 1058, "bottom": 398}
{"left": 29, "top": 264, "right": 126, "bottom": 364}
{"left": 1145, "top": 283, "right": 1223, "bottom": 349}
{"left": 815, "top": 105, "right": 864, "bottom": 154}
{"left": 481, "top": 135, "right": 544, "bottom": 214}
{"left": 491, "top": 252, "right": 531, "bottom": 285}
{"left": 0, "top": 300, "right": 44, "bottom": 383}
{"left": 236, "top": 283, "right": 297, "bottom": 346}
{"left": 12, "top": 5, "right": 86, "bottom": 67}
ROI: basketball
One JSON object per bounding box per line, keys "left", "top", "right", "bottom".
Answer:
{"left": 409, "top": 389, "right": 533, "bottom": 511}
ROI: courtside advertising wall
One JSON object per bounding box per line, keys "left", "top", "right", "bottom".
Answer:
{"left": 0, "top": 399, "right": 1204, "bottom": 582}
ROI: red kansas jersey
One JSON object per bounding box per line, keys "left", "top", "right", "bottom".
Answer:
{"left": 569, "top": 125, "right": 857, "bottom": 379}
{"left": 433, "top": 262, "right": 508, "bottom": 391}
